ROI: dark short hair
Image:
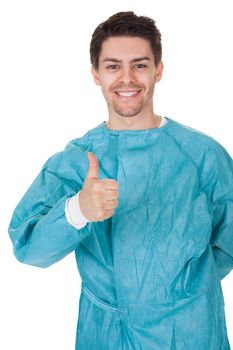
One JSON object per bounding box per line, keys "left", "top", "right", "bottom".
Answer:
{"left": 90, "top": 11, "right": 162, "bottom": 70}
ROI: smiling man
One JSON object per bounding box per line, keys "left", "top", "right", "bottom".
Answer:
{"left": 8, "top": 11, "right": 233, "bottom": 350}
{"left": 91, "top": 36, "right": 163, "bottom": 128}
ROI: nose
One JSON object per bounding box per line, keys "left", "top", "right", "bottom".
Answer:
{"left": 118, "top": 66, "right": 136, "bottom": 84}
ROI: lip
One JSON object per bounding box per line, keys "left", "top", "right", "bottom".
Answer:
{"left": 114, "top": 90, "right": 142, "bottom": 98}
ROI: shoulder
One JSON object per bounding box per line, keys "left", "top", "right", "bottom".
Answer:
{"left": 40, "top": 123, "right": 104, "bottom": 179}
{"left": 166, "top": 117, "right": 215, "bottom": 148}
{"left": 166, "top": 117, "right": 233, "bottom": 200}
{"left": 165, "top": 117, "right": 232, "bottom": 167}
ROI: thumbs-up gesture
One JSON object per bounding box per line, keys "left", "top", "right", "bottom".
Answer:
{"left": 79, "top": 152, "right": 120, "bottom": 222}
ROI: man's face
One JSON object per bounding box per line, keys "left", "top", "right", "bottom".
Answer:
{"left": 91, "top": 36, "right": 163, "bottom": 119}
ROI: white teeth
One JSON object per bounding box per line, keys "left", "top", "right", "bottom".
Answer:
{"left": 117, "top": 91, "right": 139, "bottom": 97}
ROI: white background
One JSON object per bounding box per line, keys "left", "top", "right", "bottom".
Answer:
{"left": 0, "top": 1, "right": 233, "bottom": 349}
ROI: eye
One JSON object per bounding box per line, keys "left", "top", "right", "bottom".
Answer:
{"left": 106, "top": 64, "right": 119, "bottom": 70}
{"left": 135, "top": 64, "right": 147, "bottom": 69}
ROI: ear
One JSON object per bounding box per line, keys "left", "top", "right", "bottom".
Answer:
{"left": 91, "top": 65, "right": 101, "bottom": 86}
{"left": 155, "top": 61, "right": 164, "bottom": 82}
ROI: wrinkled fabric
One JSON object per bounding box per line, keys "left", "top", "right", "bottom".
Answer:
{"left": 8, "top": 117, "right": 233, "bottom": 349}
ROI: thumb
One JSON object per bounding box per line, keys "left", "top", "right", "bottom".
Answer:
{"left": 86, "top": 152, "right": 99, "bottom": 179}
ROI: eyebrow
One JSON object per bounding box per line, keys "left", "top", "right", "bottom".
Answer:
{"left": 102, "top": 56, "right": 150, "bottom": 63}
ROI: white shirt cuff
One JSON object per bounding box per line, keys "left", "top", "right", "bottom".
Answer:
{"left": 65, "top": 191, "right": 90, "bottom": 230}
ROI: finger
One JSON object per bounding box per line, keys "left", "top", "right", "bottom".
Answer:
{"left": 86, "top": 152, "right": 99, "bottom": 179}
{"left": 104, "top": 199, "right": 118, "bottom": 209}
{"left": 104, "top": 191, "right": 119, "bottom": 200}
{"left": 103, "top": 179, "right": 119, "bottom": 190}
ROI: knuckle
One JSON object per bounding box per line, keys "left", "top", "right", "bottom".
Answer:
{"left": 112, "top": 180, "right": 119, "bottom": 189}
{"left": 92, "top": 181, "right": 101, "bottom": 192}
{"left": 105, "top": 210, "right": 114, "bottom": 218}
{"left": 95, "top": 202, "right": 101, "bottom": 209}
{"left": 104, "top": 179, "right": 119, "bottom": 189}
{"left": 96, "top": 200, "right": 104, "bottom": 209}
{"left": 96, "top": 209, "right": 104, "bottom": 219}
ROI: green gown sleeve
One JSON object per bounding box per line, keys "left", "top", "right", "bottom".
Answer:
{"left": 8, "top": 152, "right": 92, "bottom": 268}
{"left": 205, "top": 140, "right": 233, "bottom": 280}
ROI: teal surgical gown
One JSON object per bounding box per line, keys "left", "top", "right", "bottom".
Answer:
{"left": 8, "top": 117, "right": 233, "bottom": 349}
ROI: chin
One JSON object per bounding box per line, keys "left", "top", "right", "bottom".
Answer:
{"left": 114, "top": 107, "right": 143, "bottom": 118}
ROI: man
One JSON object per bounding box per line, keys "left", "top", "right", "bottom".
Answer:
{"left": 9, "top": 11, "right": 233, "bottom": 350}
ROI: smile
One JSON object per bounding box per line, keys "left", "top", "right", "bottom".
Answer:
{"left": 115, "top": 90, "right": 141, "bottom": 97}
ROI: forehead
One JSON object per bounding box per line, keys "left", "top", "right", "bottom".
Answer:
{"left": 99, "top": 36, "right": 153, "bottom": 61}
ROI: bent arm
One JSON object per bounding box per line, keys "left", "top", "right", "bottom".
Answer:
{"left": 204, "top": 140, "right": 233, "bottom": 280}
{"left": 8, "top": 166, "right": 92, "bottom": 268}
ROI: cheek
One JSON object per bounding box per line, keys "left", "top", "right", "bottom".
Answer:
{"left": 100, "top": 82, "right": 114, "bottom": 101}
{"left": 100, "top": 86, "right": 109, "bottom": 101}
{"left": 147, "top": 74, "right": 157, "bottom": 89}
{"left": 99, "top": 76, "right": 115, "bottom": 91}
{"left": 136, "top": 71, "right": 156, "bottom": 86}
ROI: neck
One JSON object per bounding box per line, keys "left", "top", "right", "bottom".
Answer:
{"left": 105, "top": 113, "right": 161, "bottom": 131}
